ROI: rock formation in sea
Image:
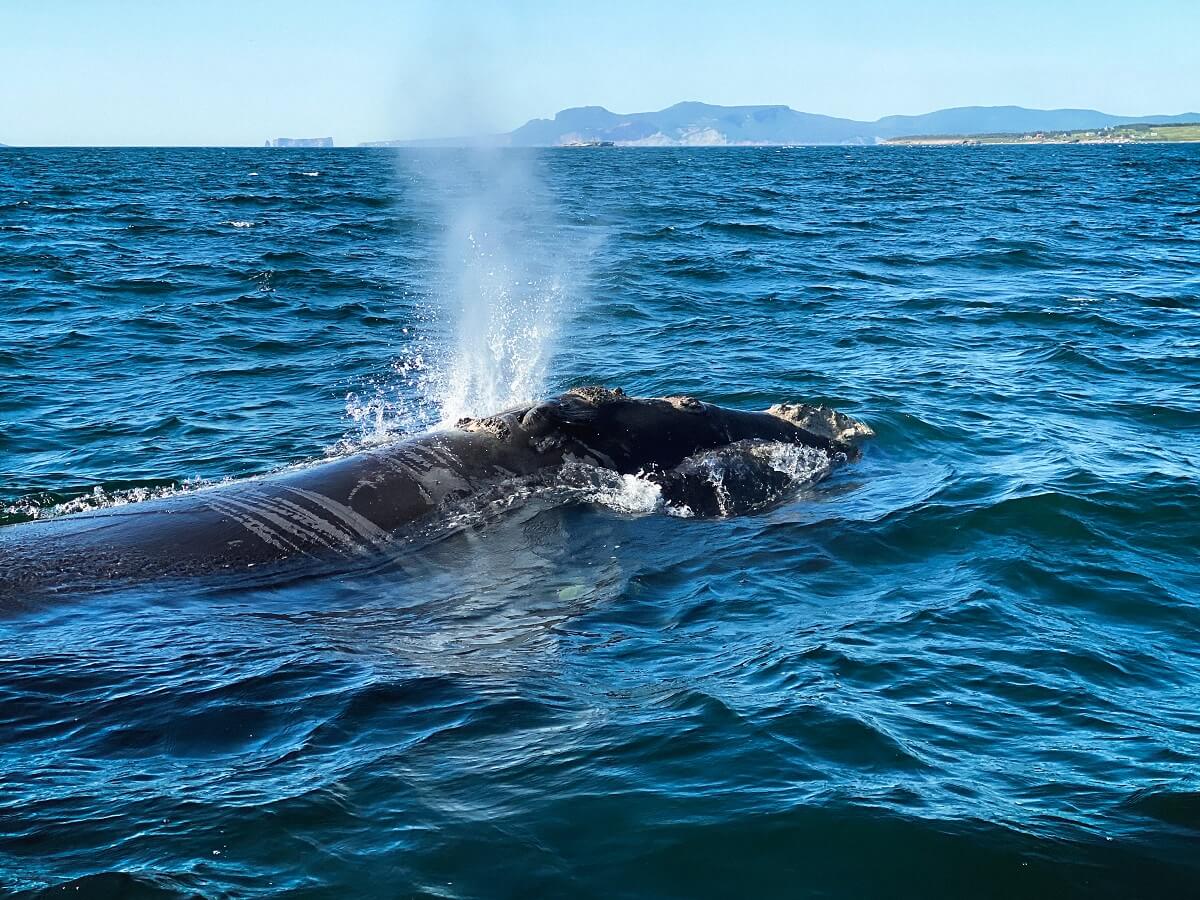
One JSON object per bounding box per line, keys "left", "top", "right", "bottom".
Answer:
{"left": 267, "top": 137, "right": 334, "bottom": 148}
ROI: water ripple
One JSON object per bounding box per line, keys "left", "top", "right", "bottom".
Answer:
{"left": 0, "top": 145, "right": 1198, "bottom": 897}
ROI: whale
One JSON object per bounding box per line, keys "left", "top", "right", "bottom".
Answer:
{"left": 0, "top": 387, "right": 872, "bottom": 602}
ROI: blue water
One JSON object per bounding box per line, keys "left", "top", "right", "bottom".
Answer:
{"left": 1, "top": 146, "right": 1199, "bottom": 897}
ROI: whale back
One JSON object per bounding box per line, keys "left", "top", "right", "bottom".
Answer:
{"left": 0, "top": 387, "right": 872, "bottom": 604}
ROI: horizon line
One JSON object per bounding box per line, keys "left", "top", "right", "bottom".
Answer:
{"left": 5, "top": 101, "right": 1199, "bottom": 148}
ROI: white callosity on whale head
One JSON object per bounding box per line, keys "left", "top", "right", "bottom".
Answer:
{"left": 765, "top": 403, "right": 874, "bottom": 446}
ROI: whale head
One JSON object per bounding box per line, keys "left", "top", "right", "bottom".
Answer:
{"left": 516, "top": 386, "right": 871, "bottom": 474}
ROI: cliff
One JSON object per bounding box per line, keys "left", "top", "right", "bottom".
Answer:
{"left": 267, "top": 137, "right": 334, "bottom": 148}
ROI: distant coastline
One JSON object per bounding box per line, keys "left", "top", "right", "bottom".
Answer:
{"left": 360, "top": 102, "right": 1200, "bottom": 148}
{"left": 886, "top": 122, "right": 1200, "bottom": 146}
{"left": 4, "top": 105, "right": 1200, "bottom": 149}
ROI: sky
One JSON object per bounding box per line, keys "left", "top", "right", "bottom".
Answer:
{"left": 2, "top": 0, "right": 1198, "bottom": 146}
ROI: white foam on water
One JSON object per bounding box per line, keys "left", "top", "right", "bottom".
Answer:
{"left": 223, "top": 220, "right": 255, "bottom": 228}
{"left": 604, "top": 473, "right": 667, "bottom": 515}
{"left": 551, "top": 461, "right": 666, "bottom": 516}
{"left": 3, "top": 481, "right": 210, "bottom": 522}
{"left": 5, "top": 448, "right": 380, "bottom": 521}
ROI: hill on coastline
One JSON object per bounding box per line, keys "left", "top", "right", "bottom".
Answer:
{"left": 361, "top": 103, "right": 1200, "bottom": 147}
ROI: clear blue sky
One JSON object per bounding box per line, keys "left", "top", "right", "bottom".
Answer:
{"left": 2, "top": 0, "right": 1197, "bottom": 146}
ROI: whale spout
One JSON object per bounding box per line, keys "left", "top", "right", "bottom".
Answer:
{"left": 765, "top": 402, "right": 875, "bottom": 446}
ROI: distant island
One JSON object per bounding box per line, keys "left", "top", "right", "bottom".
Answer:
{"left": 887, "top": 122, "right": 1200, "bottom": 145}
{"left": 267, "top": 137, "right": 333, "bottom": 148}
{"left": 361, "top": 103, "right": 1200, "bottom": 148}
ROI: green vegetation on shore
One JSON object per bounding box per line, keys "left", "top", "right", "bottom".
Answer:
{"left": 887, "top": 122, "right": 1200, "bottom": 145}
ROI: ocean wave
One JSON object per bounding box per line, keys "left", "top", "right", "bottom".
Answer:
{"left": 695, "top": 220, "right": 794, "bottom": 238}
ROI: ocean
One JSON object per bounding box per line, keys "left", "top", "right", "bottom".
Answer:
{"left": 1, "top": 145, "right": 1198, "bottom": 897}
